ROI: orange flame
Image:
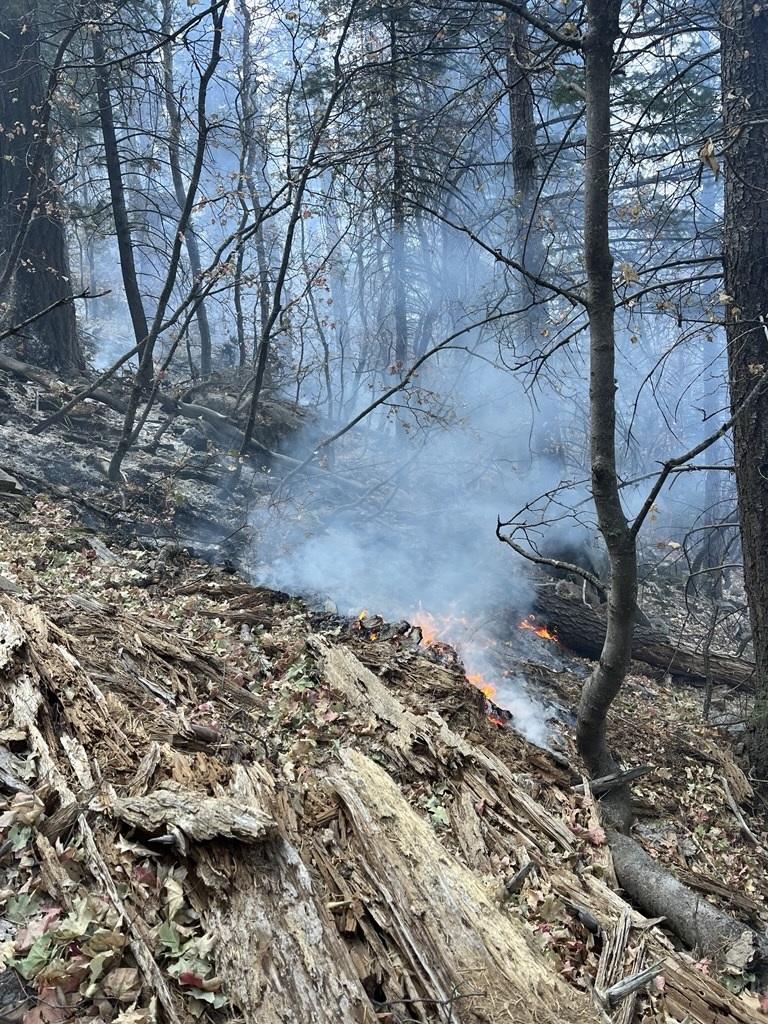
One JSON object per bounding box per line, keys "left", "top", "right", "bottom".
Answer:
{"left": 518, "top": 615, "right": 558, "bottom": 642}
{"left": 409, "top": 607, "right": 498, "bottom": 706}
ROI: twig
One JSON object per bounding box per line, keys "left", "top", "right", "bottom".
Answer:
{"left": 504, "top": 861, "right": 535, "bottom": 895}
{"left": 572, "top": 765, "right": 652, "bottom": 795}
{"left": 495, "top": 526, "right": 607, "bottom": 595}
{"left": 0, "top": 289, "right": 107, "bottom": 345}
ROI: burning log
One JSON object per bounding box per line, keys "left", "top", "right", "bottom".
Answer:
{"left": 528, "top": 589, "right": 755, "bottom": 691}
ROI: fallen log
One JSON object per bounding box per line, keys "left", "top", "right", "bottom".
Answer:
{"left": 608, "top": 830, "right": 760, "bottom": 972}
{"left": 530, "top": 589, "right": 755, "bottom": 690}
{"left": 327, "top": 748, "right": 600, "bottom": 1024}
{"left": 0, "top": 353, "right": 128, "bottom": 415}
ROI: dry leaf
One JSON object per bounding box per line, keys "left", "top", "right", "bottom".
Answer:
{"left": 102, "top": 967, "right": 141, "bottom": 1003}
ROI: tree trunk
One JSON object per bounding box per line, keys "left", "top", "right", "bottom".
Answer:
{"left": 576, "top": 1, "right": 637, "bottom": 799}
{"left": 91, "top": 26, "right": 150, "bottom": 377}
{"left": 721, "top": 0, "right": 768, "bottom": 778}
{"left": 0, "top": 0, "right": 82, "bottom": 374}
{"left": 528, "top": 589, "right": 755, "bottom": 691}
{"left": 161, "top": 1, "right": 213, "bottom": 378}
{"left": 389, "top": 15, "right": 408, "bottom": 380}
{"left": 506, "top": 6, "right": 564, "bottom": 465}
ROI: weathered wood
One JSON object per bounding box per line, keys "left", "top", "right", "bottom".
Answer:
{"left": 195, "top": 765, "right": 374, "bottom": 1024}
{"left": 106, "top": 788, "right": 276, "bottom": 845}
{"left": 530, "top": 590, "right": 755, "bottom": 690}
{"left": 311, "top": 636, "right": 578, "bottom": 855}
{"left": 329, "top": 748, "right": 600, "bottom": 1024}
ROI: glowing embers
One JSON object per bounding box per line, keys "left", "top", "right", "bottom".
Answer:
{"left": 518, "top": 614, "right": 558, "bottom": 642}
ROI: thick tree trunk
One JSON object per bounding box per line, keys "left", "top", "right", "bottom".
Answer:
{"left": 0, "top": 0, "right": 82, "bottom": 374}
{"left": 721, "top": 0, "right": 768, "bottom": 778}
{"left": 577, "top": 1, "right": 637, "bottom": 797}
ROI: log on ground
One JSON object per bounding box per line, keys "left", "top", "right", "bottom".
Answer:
{"left": 530, "top": 589, "right": 755, "bottom": 690}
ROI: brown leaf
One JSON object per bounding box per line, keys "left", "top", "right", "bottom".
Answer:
{"left": 101, "top": 967, "right": 141, "bottom": 1003}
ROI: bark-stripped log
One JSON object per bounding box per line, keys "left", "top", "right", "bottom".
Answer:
{"left": 329, "top": 748, "right": 599, "bottom": 1024}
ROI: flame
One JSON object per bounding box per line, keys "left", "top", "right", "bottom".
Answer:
{"left": 358, "top": 610, "right": 368, "bottom": 621}
{"left": 467, "top": 672, "right": 495, "bottom": 699}
{"left": 518, "top": 615, "right": 558, "bottom": 642}
{"left": 408, "top": 607, "right": 499, "bottom": 707}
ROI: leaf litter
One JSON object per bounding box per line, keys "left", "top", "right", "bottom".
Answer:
{"left": 0, "top": 495, "right": 765, "bottom": 1023}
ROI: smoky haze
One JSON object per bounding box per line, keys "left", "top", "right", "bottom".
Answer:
{"left": 248, "top": 341, "right": 601, "bottom": 746}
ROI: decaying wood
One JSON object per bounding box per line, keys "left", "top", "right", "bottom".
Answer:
{"left": 550, "top": 870, "right": 764, "bottom": 1024}
{"left": 594, "top": 911, "right": 652, "bottom": 1022}
{"left": 105, "top": 787, "right": 276, "bottom": 844}
{"left": 329, "top": 747, "right": 600, "bottom": 1024}
{"left": 0, "top": 603, "right": 25, "bottom": 669}
{"left": 720, "top": 775, "right": 766, "bottom": 853}
{"left": 311, "top": 635, "right": 578, "bottom": 856}
{"left": 195, "top": 765, "right": 375, "bottom": 1024}
{"left": 530, "top": 590, "right": 755, "bottom": 690}
{"left": 1, "top": 590, "right": 764, "bottom": 1024}
{"left": 5, "top": 648, "right": 188, "bottom": 1024}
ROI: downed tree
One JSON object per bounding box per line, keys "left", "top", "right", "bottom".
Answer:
{"left": 530, "top": 589, "right": 755, "bottom": 690}
{"left": 608, "top": 831, "right": 760, "bottom": 970}
{"left": 326, "top": 747, "right": 599, "bottom": 1024}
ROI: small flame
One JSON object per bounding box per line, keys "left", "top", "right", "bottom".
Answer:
{"left": 467, "top": 672, "right": 495, "bottom": 700}
{"left": 518, "top": 615, "right": 558, "bottom": 642}
{"left": 358, "top": 609, "right": 368, "bottom": 621}
{"left": 409, "top": 607, "right": 499, "bottom": 711}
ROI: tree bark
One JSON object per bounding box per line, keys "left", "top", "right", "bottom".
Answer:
{"left": 0, "top": 0, "right": 82, "bottom": 373}
{"left": 576, "top": 1, "right": 637, "bottom": 799}
{"left": 389, "top": 14, "right": 408, "bottom": 381}
{"left": 529, "top": 589, "right": 755, "bottom": 691}
{"left": 161, "top": 1, "right": 213, "bottom": 378}
{"left": 721, "top": 0, "right": 768, "bottom": 778}
{"left": 91, "top": 26, "right": 150, "bottom": 374}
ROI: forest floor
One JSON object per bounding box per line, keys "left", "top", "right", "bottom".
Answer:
{"left": 0, "top": 489, "right": 767, "bottom": 1024}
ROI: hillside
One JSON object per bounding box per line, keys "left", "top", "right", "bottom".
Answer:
{"left": 0, "top": 491, "right": 766, "bottom": 1024}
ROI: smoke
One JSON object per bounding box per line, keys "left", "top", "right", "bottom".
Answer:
{"left": 247, "top": 341, "right": 595, "bottom": 747}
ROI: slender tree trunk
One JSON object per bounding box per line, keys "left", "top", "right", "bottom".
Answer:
{"left": 389, "top": 14, "right": 408, "bottom": 378}
{"left": 234, "top": 0, "right": 271, "bottom": 371}
{"left": 506, "top": 5, "right": 565, "bottom": 464}
{"left": 721, "top": 0, "right": 768, "bottom": 778}
{"left": 505, "top": 5, "right": 545, "bottom": 326}
{"left": 0, "top": 0, "right": 82, "bottom": 373}
{"left": 575, "top": 0, "right": 637, "bottom": 806}
{"left": 108, "top": 5, "right": 226, "bottom": 481}
{"left": 91, "top": 26, "right": 150, "bottom": 379}
{"left": 161, "top": 2, "right": 213, "bottom": 378}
